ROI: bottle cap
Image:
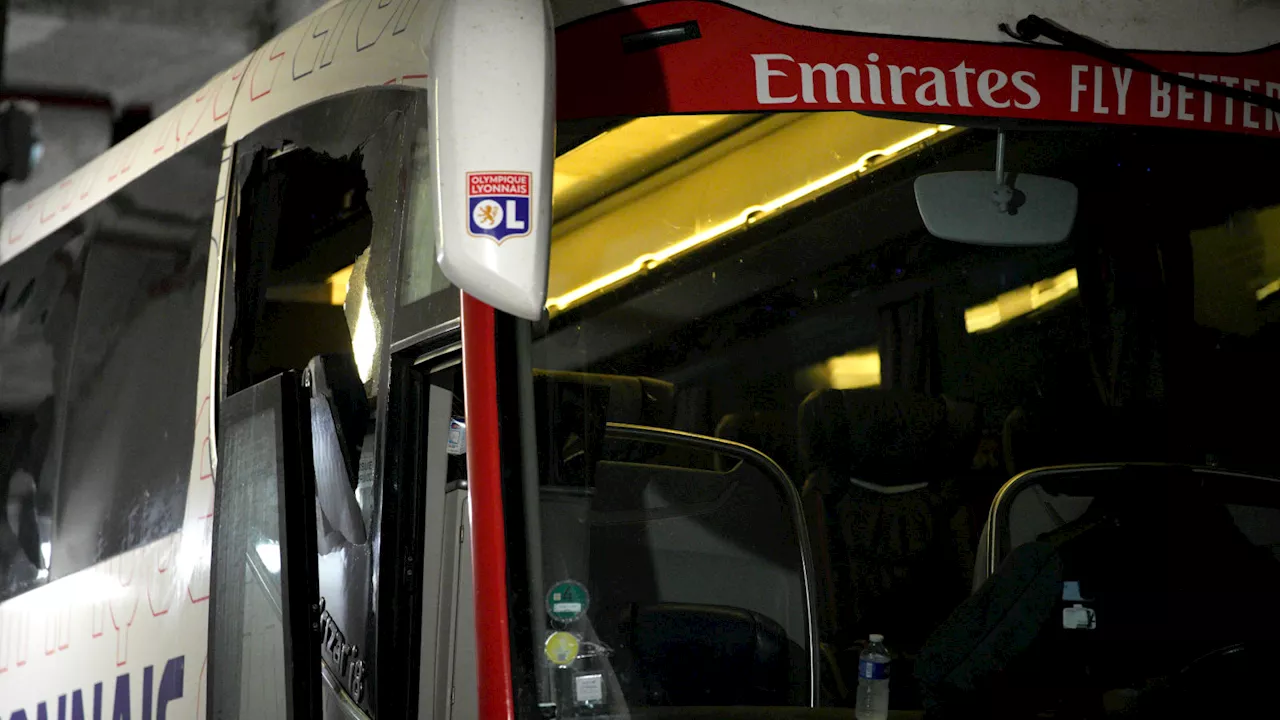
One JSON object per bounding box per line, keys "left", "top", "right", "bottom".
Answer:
{"left": 869, "top": 633, "right": 884, "bottom": 643}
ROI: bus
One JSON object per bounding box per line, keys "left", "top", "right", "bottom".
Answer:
{"left": 3, "top": 0, "right": 1280, "bottom": 718}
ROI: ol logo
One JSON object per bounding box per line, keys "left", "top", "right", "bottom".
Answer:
{"left": 467, "top": 171, "right": 531, "bottom": 243}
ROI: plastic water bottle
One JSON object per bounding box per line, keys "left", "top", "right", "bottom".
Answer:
{"left": 855, "top": 634, "right": 890, "bottom": 720}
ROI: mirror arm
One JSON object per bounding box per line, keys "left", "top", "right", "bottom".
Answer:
{"left": 992, "top": 130, "right": 1014, "bottom": 214}
{"left": 995, "top": 129, "right": 1006, "bottom": 186}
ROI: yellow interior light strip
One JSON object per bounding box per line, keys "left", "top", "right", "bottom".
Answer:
{"left": 964, "top": 268, "right": 1080, "bottom": 334}
{"left": 1256, "top": 278, "right": 1280, "bottom": 302}
{"left": 545, "top": 124, "right": 954, "bottom": 311}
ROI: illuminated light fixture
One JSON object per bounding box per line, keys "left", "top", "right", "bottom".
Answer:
{"left": 964, "top": 268, "right": 1079, "bottom": 334}
{"left": 825, "top": 348, "right": 881, "bottom": 390}
{"left": 546, "top": 125, "right": 954, "bottom": 311}
{"left": 1256, "top": 278, "right": 1280, "bottom": 302}
{"left": 263, "top": 265, "right": 354, "bottom": 305}
{"left": 329, "top": 265, "right": 354, "bottom": 305}
{"left": 797, "top": 346, "right": 881, "bottom": 391}
{"left": 255, "top": 541, "right": 282, "bottom": 574}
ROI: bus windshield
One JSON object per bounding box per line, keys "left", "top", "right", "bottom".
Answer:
{"left": 519, "top": 113, "right": 1280, "bottom": 717}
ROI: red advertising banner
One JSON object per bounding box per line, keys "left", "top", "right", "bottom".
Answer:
{"left": 558, "top": 0, "right": 1280, "bottom": 137}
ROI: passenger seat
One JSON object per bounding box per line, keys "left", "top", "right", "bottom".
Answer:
{"left": 970, "top": 401, "right": 1172, "bottom": 590}
{"left": 798, "top": 389, "right": 979, "bottom": 655}
{"left": 714, "top": 411, "right": 799, "bottom": 484}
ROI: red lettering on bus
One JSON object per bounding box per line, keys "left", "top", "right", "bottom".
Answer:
{"left": 250, "top": 39, "right": 287, "bottom": 101}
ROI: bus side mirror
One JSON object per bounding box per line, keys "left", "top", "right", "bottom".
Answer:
{"left": 915, "top": 171, "right": 1078, "bottom": 246}
{"left": 430, "top": 0, "right": 554, "bottom": 320}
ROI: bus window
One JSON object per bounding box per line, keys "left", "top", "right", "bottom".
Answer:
{"left": 0, "top": 131, "right": 220, "bottom": 601}
{"left": 510, "top": 114, "right": 1280, "bottom": 716}
{"left": 396, "top": 124, "right": 459, "bottom": 343}
{"left": 0, "top": 224, "right": 87, "bottom": 598}
{"left": 209, "top": 371, "right": 320, "bottom": 719}
{"left": 222, "top": 86, "right": 436, "bottom": 717}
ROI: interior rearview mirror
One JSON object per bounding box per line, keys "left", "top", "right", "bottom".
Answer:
{"left": 915, "top": 171, "right": 1078, "bottom": 246}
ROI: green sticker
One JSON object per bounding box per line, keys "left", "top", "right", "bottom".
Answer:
{"left": 546, "top": 580, "right": 589, "bottom": 623}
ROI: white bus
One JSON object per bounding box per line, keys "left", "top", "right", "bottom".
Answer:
{"left": 2, "top": 0, "right": 1280, "bottom": 718}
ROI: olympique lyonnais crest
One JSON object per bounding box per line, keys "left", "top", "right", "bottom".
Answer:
{"left": 466, "top": 171, "right": 532, "bottom": 244}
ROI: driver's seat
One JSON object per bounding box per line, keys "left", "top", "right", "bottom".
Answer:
{"left": 917, "top": 468, "right": 1280, "bottom": 718}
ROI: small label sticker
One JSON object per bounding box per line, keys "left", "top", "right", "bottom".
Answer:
{"left": 574, "top": 673, "right": 604, "bottom": 705}
{"left": 546, "top": 580, "right": 589, "bottom": 623}
{"left": 1063, "top": 581, "right": 1083, "bottom": 601}
{"left": 858, "top": 659, "right": 890, "bottom": 680}
{"left": 1063, "top": 603, "right": 1097, "bottom": 630}
{"left": 447, "top": 418, "right": 466, "bottom": 455}
{"left": 466, "top": 171, "right": 532, "bottom": 244}
{"left": 544, "top": 631, "right": 580, "bottom": 666}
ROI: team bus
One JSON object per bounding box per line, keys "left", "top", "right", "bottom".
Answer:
{"left": 3, "top": 0, "right": 1280, "bottom": 718}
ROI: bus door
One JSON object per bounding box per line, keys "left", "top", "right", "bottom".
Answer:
{"left": 208, "top": 370, "right": 320, "bottom": 718}
{"left": 215, "top": 86, "right": 451, "bottom": 719}
{"left": 208, "top": 0, "right": 555, "bottom": 715}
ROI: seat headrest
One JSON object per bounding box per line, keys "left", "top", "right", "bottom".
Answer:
{"left": 714, "top": 411, "right": 798, "bottom": 475}
{"left": 798, "top": 389, "right": 979, "bottom": 484}
{"left": 1002, "top": 402, "right": 1168, "bottom": 476}
{"left": 533, "top": 370, "right": 675, "bottom": 427}
{"left": 715, "top": 411, "right": 788, "bottom": 442}
{"left": 532, "top": 371, "right": 677, "bottom": 486}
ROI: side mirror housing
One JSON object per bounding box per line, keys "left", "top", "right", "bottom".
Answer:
{"left": 431, "top": 0, "right": 555, "bottom": 319}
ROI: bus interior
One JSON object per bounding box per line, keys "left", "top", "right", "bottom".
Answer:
{"left": 524, "top": 112, "right": 1280, "bottom": 717}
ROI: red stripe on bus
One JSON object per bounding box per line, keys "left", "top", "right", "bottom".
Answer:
{"left": 461, "top": 292, "right": 515, "bottom": 720}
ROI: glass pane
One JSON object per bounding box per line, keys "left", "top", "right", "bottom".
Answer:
{"left": 0, "top": 225, "right": 86, "bottom": 598}
{"left": 59, "top": 223, "right": 209, "bottom": 571}
{"left": 225, "top": 86, "right": 430, "bottom": 717}
{"left": 0, "top": 130, "right": 219, "bottom": 601}
{"left": 210, "top": 373, "right": 313, "bottom": 719}
{"left": 523, "top": 113, "right": 1280, "bottom": 716}
{"left": 398, "top": 125, "right": 454, "bottom": 309}
{"left": 962, "top": 465, "right": 1280, "bottom": 716}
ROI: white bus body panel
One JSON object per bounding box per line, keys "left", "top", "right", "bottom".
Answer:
{"left": 223, "top": 0, "right": 436, "bottom": 144}
{"left": 0, "top": 1, "right": 443, "bottom": 716}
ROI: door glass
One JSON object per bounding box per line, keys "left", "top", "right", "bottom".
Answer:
{"left": 210, "top": 372, "right": 318, "bottom": 719}
{"left": 224, "top": 86, "right": 433, "bottom": 717}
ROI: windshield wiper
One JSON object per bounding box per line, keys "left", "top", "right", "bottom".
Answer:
{"left": 1002, "top": 15, "right": 1280, "bottom": 115}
